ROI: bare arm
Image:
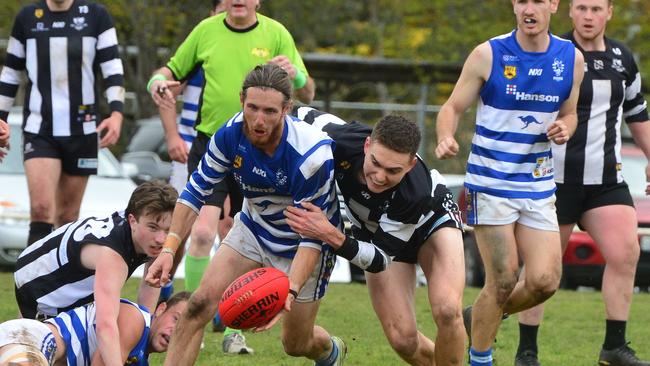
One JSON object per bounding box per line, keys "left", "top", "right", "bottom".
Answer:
{"left": 548, "top": 50, "right": 585, "bottom": 144}
{"left": 159, "top": 81, "right": 189, "bottom": 163}
{"left": 145, "top": 202, "right": 198, "bottom": 287}
{"left": 91, "top": 303, "right": 144, "bottom": 366}
{"left": 294, "top": 76, "right": 316, "bottom": 104}
{"left": 435, "top": 42, "right": 492, "bottom": 159}
{"left": 83, "top": 245, "right": 129, "bottom": 366}
{"left": 285, "top": 202, "right": 390, "bottom": 272}
{"left": 137, "top": 261, "right": 161, "bottom": 311}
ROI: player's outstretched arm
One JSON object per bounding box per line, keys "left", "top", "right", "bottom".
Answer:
{"left": 548, "top": 49, "right": 585, "bottom": 145}
{"left": 84, "top": 246, "right": 129, "bottom": 366}
{"left": 435, "top": 42, "right": 491, "bottom": 159}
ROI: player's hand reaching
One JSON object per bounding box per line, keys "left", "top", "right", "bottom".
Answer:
{"left": 145, "top": 251, "right": 174, "bottom": 288}
{"left": 284, "top": 202, "right": 335, "bottom": 243}
{"left": 253, "top": 286, "right": 295, "bottom": 333}
{"left": 547, "top": 120, "right": 570, "bottom": 145}
{"left": 435, "top": 136, "right": 460, "bottom": 159}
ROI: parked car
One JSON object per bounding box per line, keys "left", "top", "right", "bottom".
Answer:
{"left": 122, "top": 117, "right": 171, "bottom": 184}
{"left": 459, "top": 144, "right": 650, "bottom": 289}
{"left": 0, "top": 113, "right": 137, "bottom": 268}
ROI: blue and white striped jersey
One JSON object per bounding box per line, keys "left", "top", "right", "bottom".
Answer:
{"left": 467, "top": 30, "right": 575, "bottom": 199}
{"left": 177, "top": 68, "right": 203, "bottom": 148}
{"left": 46, "top": 299, "right": 151, "bottom": 366}
{"left": 179, "top": 112, "right": 340, "bottom": 258}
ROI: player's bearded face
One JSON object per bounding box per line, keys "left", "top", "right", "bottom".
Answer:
{"left": 569, "top": 0, "right": 612, "bottom": 41}
{"left": 242, "top": 87, "right": 288, "bottom": 155}
{"left": 362, "top": 138, "right": 416, "bottom": 194}
{"left": 512, "top": 0, "right": 558, "bottom": 35}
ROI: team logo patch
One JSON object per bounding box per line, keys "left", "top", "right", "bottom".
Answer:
{"left": 77, "top": 158, "right": 98, "bottom": 169}
{"left": 71, "top": 17, "right": 87, "bottom": 31}
{"left": 612, "top": 58, "right": 626, "bottom": 72}
{"left": 251, "top": 47, "right": 270, "bottom": 58}
{"left": 340, "top": 161, "right": 351, "bottom": 170}
{"left": 504, "top": 65, "right": 517, "bottom": 79}
{"left": 233, "top": 155, "right": 243, "bottom": 169}
{"left": 552, "top": 58, "right": 565, "bottom": 81}
{"left": 34, "top": 9, "right": 43, "bottom": 18}
{"left": 276, "top": 169, "right": 287, "bottom": 186}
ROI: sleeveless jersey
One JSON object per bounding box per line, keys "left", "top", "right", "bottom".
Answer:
{"left": 467, "top": 30, "right": 575, "bottom": 199}
{"left": 179, "top": 112, "right": 339, "bottom": 258}
{"left": 46, "top": 299, "right": 151, "bottom": 366}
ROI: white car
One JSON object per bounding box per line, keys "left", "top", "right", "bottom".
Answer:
{"left": 0, "top": 112, "right": 136, "bottom": 267}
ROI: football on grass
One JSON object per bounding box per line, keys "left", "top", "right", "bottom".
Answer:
{"left": 218, "top": 267, "right": 290, "bottom": 329}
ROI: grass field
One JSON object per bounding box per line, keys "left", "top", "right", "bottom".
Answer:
{"left": 1, "top": 272, "right": 649, "bottom": 365}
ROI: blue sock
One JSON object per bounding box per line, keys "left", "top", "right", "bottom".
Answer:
{"left": 469, "top": 347, "right": 493, "bottom": 366}
{"left": 315, "top": 338, "right": 338, "bottom": 366}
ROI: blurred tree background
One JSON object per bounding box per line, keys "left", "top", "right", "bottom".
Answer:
{"left": 1, "top": 0, "right": 649, "bottom": 172}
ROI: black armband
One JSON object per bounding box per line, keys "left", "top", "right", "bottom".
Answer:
{"left": 335, "top": 235, "right": 360, "bottom": 261}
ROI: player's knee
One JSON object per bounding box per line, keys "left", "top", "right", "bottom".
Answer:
{"left": 607, "top": 240, "right": 640, "bottom": 270}
{"left": 490, "top": 272, "right": 518, "bottom": 305}
{"left": 386, "top": 330, "right": 419, "bottom": 358}
{"left": 431, "top": 302, "right": 462, "bottom": 329}
{"left": 191, "top": 224, "right": 217, "bottom": 249}
{"left": 527, "top": 273, "right": 559, "bottom": 303}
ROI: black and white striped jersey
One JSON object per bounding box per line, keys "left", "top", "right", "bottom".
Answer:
{"left": 553, "top": 33, "right": 649, "bottom": 185}
{"left": 0, "top": 0, "right": 124, "bottom": 136}
{"left": 297, "top": 107, "right": 463, "bottom": 266}
{"left": 14, "top": 212, "right": 148, "bottom": 318}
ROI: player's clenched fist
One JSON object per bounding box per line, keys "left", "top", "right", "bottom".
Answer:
{"left": 435, "top": 136, "right": 460, "bottom": 159}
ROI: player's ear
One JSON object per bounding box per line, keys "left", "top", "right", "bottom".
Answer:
{"left": 363, "top": 136, "right": 371, "bottom": 154}
{"left": 155, "top": 301, "right": 168, "bottom": 316}
{"left": 127, "top": 213, "right": 137, "bottom": 226}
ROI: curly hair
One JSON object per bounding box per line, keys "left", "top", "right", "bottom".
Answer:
{"left": 370, "top": 115, "right": 421, "bottom": 156}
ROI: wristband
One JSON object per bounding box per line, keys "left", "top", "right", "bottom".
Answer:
{"left": 161, "top": 247, "right": 175, "bottom": 256}
{"left": 292, "top": 69, "right": 307, "bottom": 89}
{"left": 289, "top": 289, "right": 298, "bottom": 298}
{"left": 147, "top": 73, "right": 167, "bottom": 93}
{"left": 163, "top": 232, "right": 182, "bottom": 253}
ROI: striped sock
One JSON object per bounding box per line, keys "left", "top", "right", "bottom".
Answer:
{"left": 315, "top": 338, "right": 339, "bottom": 366}
{"left": 469, "top": 347, "right": 493, "bottom": 366}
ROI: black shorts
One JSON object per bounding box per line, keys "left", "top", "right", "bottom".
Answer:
{"left": 188, "top": 132, "right": 243, "bottom": 218}
{"left": 22, "top": 132, "right": 98, "bottom": 175}
{"left": 555, "top": 182, "right": 634, "bottom": 225}
{"left": 391, "top": 186, "right": 464, "bottom": 264}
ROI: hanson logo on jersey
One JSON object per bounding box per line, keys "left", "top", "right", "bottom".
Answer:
{"left": 505, "top": 84, "right": 559, "bottom": 103}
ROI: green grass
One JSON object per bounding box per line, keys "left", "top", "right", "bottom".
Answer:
{"left": 1, "top": 272, "right": 649, "bottom": 365}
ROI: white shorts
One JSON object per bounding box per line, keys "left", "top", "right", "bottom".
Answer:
{"left": 222, "top": 214, "right": 336, "bottom": 302}
{"left": 465, "top": 189, "right": 558, "bottom": 231}
{"left": 0, "top": 319, "right": 56, "bottom": 365}
{"left": 169, "top": 160, "right": 188, "bottom": 194}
